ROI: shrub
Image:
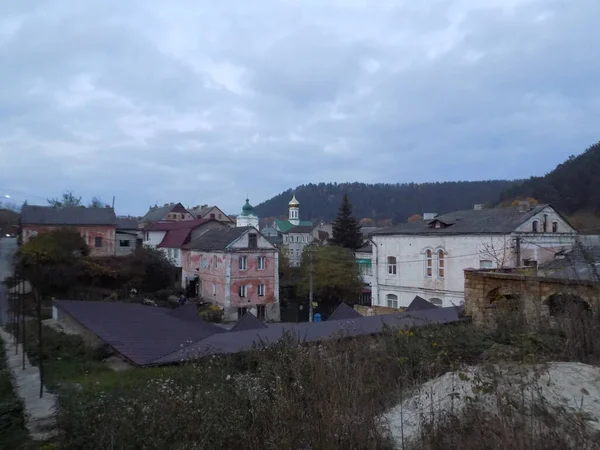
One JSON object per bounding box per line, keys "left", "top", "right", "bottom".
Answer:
{"left": 198, "top": 304, "right": 223, "bottom": 323}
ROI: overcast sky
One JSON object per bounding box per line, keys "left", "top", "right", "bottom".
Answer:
{"left": 1, "top": 1, "right": 599, "bottom": 215}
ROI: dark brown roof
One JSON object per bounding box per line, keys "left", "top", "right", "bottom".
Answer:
{"left": 329, "top": 303, "right": 362, "bottom": 321}
{"left": 183, "top": 227, "right": 255, "bottom": 251}
{"left": 406, "top": 296, "right": 438, "bottom": 312}
{"left": 141, "top": 203, "right": 191, "bottom": 223}
{"left": 22, "top": 205, "right": 116, "bottom": 226}
{"left": 231, "top": 312, "right": 268, "bottom": 332}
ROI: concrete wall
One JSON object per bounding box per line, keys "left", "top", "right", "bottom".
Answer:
{"left": 282, "top": 232, "right": 313, "bottom": 267}
{"left": 22, "top": 225, "right": 116, "bottom": 257}
{"left": 354, "top": 304, "right": 403, "bottom": 316}
{"left": 116, "top": 232, "right": 137, "bottom": 256}
{"left": 143, "top": 230, "right": 166, "bottom": 248}
{"left": 53, "top": 306, "right": 104, "bottom": 348}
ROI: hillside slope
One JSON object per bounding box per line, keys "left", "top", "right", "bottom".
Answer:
{"left": 254, "top": 181, "right": 516, "bottom": 225}
{"left": 500, "top": 141, "right": 600, "bottom": 216}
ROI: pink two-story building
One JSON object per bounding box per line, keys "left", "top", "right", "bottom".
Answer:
{"left": 182, "top": 226, "right": 280, "bottom": 322}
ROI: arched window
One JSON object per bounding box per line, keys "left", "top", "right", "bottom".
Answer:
{"left": 387, "top": 256, "right": 397, "bottom": 275}
{"left": 425, "top": 249, "right": 433, "bottom": 277}
{"left": 552, "top": 221, "right": 558, "bottom": 232}
{"left": 386, "top": 294, "right": 398, "bottom": 308}
{"left": 429, "top": 298, "right": 443, "bottom": 307}
{"left": 532, "top": 220, "right": 539, "bottom": 232}
{"left": 543, "top": 214, "right": 548, "bottom": 232}
{"left": 437, "top": 249, "right": 445, "bottom": 278}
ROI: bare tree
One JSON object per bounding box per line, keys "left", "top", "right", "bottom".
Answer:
{"left": 88, "top": 196, "right": 104, "bottom": 208}
{"left": 47, "top": 190, "right": 82, "bottom": 208}
{"left": 479, "top": 236, "right": 515, "bottom": 269}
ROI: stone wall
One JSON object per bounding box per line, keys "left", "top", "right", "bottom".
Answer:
{"left": 464, "top": 269, "right": 600, "bottom": 325}
{"left": 354, "top": 304, "right": 405, "bottom": 317}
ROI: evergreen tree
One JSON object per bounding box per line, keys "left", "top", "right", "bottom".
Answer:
{"left": 330, "top": 194, "right": 363, "bottom": 249}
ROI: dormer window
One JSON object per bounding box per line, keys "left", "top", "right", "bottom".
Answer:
{"left": 532, "top": 220, "right": 539, "bottom": 232}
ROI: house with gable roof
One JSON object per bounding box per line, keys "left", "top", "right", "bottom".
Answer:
{"left": 189, "top": 205, "right": 234, "bottom": 224}
{"left": 141, "top": 203, "right": 194, "bottom": 224}
{"left": 181, "top": 226, "right": 280, "bottom": 322}
{"left": 369, "top": 202, "right": 578, "bottom": 309}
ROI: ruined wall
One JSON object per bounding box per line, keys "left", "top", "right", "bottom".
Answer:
{"left": 22, "top": 225, "right": 116, "bottom": 257}
{"left": 464, "top": 269, "right": 600, "bottom": 325}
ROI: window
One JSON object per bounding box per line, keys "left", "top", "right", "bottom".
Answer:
{"left": 552, "top": 221, "right": 558, "bottom": 232}
{"left": 248, "top": 233, "right": 258, "bottom": 248}
{"left": 296, "top": 236, "right": 300, "bottom": 242}
{"left": 174, "top": 248, "right": 180, "bottom": 259}
{"left": 480, "top": 260, "right": 494, "bottom": 269}
{"left": 438, "top": 250, "right": 445, "bottom": 278}
{"left": 258, "top": 284, "right": 265, "bottom": 297}
{"left": 144, "top": 232, "right": 149, "bottom": 241}
{"left": 210, "top": 213, "right": 216, "bottom": 219}
{"left": 256, "top": 305, "right": 266, "bottom": 321}
{"left": 119, "top": 240, "right": 130, "bottom": 247}
{"left": 180, "top": 214, "right": 184, "bottom": 219}
{"left": 94, "top": 237, "right": 103, "bottom": 248}
{"left": 239, "top": 285, "right": 247, "bottom": 297}
{"left": 425, "top": 250, "right": 432, "bottom": 277}
{"left": 237, "top": 307, "right": 247, "bottom": 320}
{"left": 387, "top": 256, "right": 397, "bottom": 275}
{"left": 430, "top": 298, "right": 443, "bottom": 307}
{"left": 532, "top": 220, "right": 539, "bottom": 232}
{"left": 212, "top": 283, "right": 216, "bottom": 296}
{"left": 386, "top": 294, "right": 398, "bottom": 309}
{"left": 239, "top": 256, "right": 247, "bottom": 270}
{"left": 542, "top": 214, "right": 548, "bottom": 232}
{"left": 258, "top": 256, "right": 266, "bottom": 270}
{"left": 213, "top": 255, "right": 218, "bottom": 268}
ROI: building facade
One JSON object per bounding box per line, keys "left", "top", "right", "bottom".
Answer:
{"left": 370, "top": 204, "right": 577, "bottom": 309}
{"left": 355, "top": 243, "right": 373, "bottom": 304}
{"left": 115, "top": 217, "right": 141, "bottom": 256}
{"left": 273, "top": 194, "right": 314, "bottom": 267}
{"left": 235, "top": 199, "right": 259, "bottom": 228}
{"left": 181, "top": 227, "right": 280, "bottom": 321}
{"left": 141, "top": 203, "right": 194, "bottom": 224}
{"left": 189, "top": 205, "right": 234, "bottom": 224}
{"left": 21, "top": 205, "right": 117, "bottom": 257}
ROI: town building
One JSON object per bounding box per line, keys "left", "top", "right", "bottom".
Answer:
{"left": 355, "top": 242, "right": 373, "bottom": 304}
{"left": 141, "top": 203, "right": 194, "bottom": 224}
{"left": 189, "top": 205, "right": 233, "bottom": 224}
{"left": 21, "top": 205, "right": 117, "bottom": 257}
{"left": 369, "top": 203, "right": 577, "bottom": 309}
{"left": 115, "top": 217, "right": 141, "bottom": 255}
{"left": 181, "top": 226, "right": 280, "bottom": 321}
{"left": 273, "top": 194, "right": 314, "bottom": 267}
{"left": 143, "top": 219, "right": 228, "bottom": 268}
{"left": 235, "top": 198, "right": 259, "bottom": 228}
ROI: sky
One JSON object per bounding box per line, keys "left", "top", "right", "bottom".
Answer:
{"left": 1, "top": 0, "right": 599, "bottom": 216}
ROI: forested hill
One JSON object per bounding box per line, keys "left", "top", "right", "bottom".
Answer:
{"left": 500, "top": 141, "right": 600, "bottom": 216}
{"left": 254, "top": 180, "right": 516, "bottom": 226}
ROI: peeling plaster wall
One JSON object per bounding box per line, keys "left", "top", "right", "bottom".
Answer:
{"left": 22, "top": 225, "right": 116, "bottom": 257}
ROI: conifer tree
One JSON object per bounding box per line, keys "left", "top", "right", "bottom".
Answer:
{"left": 330, "top": 194, "right": 363, "bottom": 249}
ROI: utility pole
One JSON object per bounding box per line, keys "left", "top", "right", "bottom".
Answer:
{"left": 34, "top": 254, "right": 43, "bottom": 398}
{"left": 14, "top": 272, "right": 19, "bottom": 356}
{"left": 309, "top": 243, "right": 314, "bottom": 322}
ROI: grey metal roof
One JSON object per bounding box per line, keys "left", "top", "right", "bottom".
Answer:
{"left": 54, "top": 300, "right": 225, "bottom": 365}
{"left": 155, "top": 306, "right": 460, "bottom": 364}
{"left": 21, "top": 205, "right": 116, "bottom": 226}
{"left": 406, "top": 296, "right": 438, "bottom": 312}
{"left": 116, "top": 217, "right": 139, "bottom": 230}
{"left": 189, "top": 205, "right": 212, "bottom": 217}
{"left": 183, "top": 226, "right": 255, "bottom": 251}
{"left": 282, "top": 225, "right": 314, "bottom": 234}
{"left": 261, "top": 227, "right": 278, "bottom": 236}
{"left": 230, "top": 312, "right": 268, "bottom": 332}
{"left": 538, "top": 245, "right": 600, "bottom": 282}
{"left": 370, "top": 205, "right": 551, "bottom": 236}
{"left": 265, "top": 235, "right": 283, "bottom": 246}
{"left": 141, "top": 203, "right": 190, "bottom": 223}
{"left": 356, "top": 243, "right": 372, "bottom": 253}
{"left": 329, "top": 303, "right": 362, "bottom": 321}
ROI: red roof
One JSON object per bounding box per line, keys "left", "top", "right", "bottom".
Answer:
{"left": 157, "top": 228, "right": 195, "bottom": 248}
{"left": 147, "top": 218, "right": 210, "bottom": 231}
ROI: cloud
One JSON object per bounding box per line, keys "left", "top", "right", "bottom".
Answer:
{"left": 0, "top": 0, "right": 599, "bottom": 214}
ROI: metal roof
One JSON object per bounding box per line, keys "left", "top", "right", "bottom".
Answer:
{"left": 116, "top": 217, "right": 139, "bottom": 230}
{"left": 21, "top": 205, "right": 116, "bottom": 226}
{"left": 370, "top": 205, "right": 554, "bottom": 236}
{"left": 183, "top": 226, "right": 257, "bottom": 251}
{"left": 141, "top": 203, "right": 190, "bottom": 223}
{"left": 329, "top": 303, "right": 362, "bottom": 320}
{"left": 406, "top": 296, "right": 438, "bottom": 312}
{"left": 230, "top": 312, "right": 268, "bottom": 332}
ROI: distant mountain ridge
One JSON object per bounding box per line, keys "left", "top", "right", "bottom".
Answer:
{"left": 254, "top": 180, "right": 516, "bottom": 225}
{"left": 500, "top": 141, "right": 600, "bottom": 216}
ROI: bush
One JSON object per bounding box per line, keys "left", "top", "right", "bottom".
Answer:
{"left": 198, "top": 304, "right": 223, "bottom": 323}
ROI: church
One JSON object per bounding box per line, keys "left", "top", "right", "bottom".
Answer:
{"left": 235, "top": 198, "right": 259, "bottom": 228}
{"left": 273, "top": 194, "right": 314, "bottom": 267}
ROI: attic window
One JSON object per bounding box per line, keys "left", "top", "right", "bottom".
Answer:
{"left": 552, "top": 221, "right": 558, "bottom": 232}
{"left": 430, "top": 220, "right": 450, "bottom": 229}
{"left": 248, "top": 233, "right": 258, "bottom": 248}
{"left": 532, "top": 220, "right": 539, "bottom": 232}
{"left": 210, "top": 213, "right": 216, "bottom": 219}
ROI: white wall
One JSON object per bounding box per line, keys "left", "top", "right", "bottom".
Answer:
{"left": 236, "top": 214, "right": 259, "bottom": 228}
{"left": 229, "top": 228, "right": 275, "bottom": 249}
{"left": 144, "top": 230, "right": 166, "bottom": 248}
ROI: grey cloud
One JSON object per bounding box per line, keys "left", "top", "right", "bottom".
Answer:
{"left": 0, "top": 0, "right": 599, "bottom": 214}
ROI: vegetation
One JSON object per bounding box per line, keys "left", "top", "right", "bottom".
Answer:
{"left": 198, "top": 304, "right": 224, "bottom": 323}
{"left": 330, "top": 194, "right": 363, "bottom": 250}
{"left": 0, "top": 208, "right": 19, "bottom": 237}
{"left": 46, "top": 190, "right": 82, "bottom": 208}
{"left": 254, "top": 180, "right": 516, "bottom": 225}
{"left": 501, "top": 141, "right": 600, "bottom": 218}
{"left": 41, "top": 305, "right": 600, "bottom": 450}
{"left": 0, "top": 341, "right": 32, "bottom": 449}
{"left": 297, "top": 245, "right": 363, "bottom": 309}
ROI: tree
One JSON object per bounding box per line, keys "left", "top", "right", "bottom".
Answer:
{"left": 407, "top": 214, "right": 423, "bottom": 223}
{"left": 89, "top": 196, "right": 105, "bottom": 208}
{"left": 47, "top": 191, "right": 82, "bottom": 208}
{"left": 16, "top": 228, "right": 90, "bottom": 296}
{"left": 330, "top": 194, "right": 363, "bottom": 250}
{"left": 298, "top": 245, "right": 363, "bottom": 307}
{"left": 277, "top": 245, "right": 293, "bottom": 285}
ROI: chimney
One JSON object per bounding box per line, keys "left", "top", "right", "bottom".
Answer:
{"left": 423, "top": 213, "right": 438, "bottom": 221}
{"left": 473, "top": 204, "right": 483, "bottom": 211}
{"left": 517, "top": 201, "right": 531, "bottom": 213}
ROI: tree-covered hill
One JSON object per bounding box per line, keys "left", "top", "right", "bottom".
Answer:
{"left": 254, "top": 180, "right": 516, "bottom": 226}
{"left": 500, "top": 141, "right": 600, "bottom": 216}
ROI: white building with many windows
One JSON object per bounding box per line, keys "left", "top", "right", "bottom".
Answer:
{"left": 369, "top": 203, "right": 577, "bottom": 308}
